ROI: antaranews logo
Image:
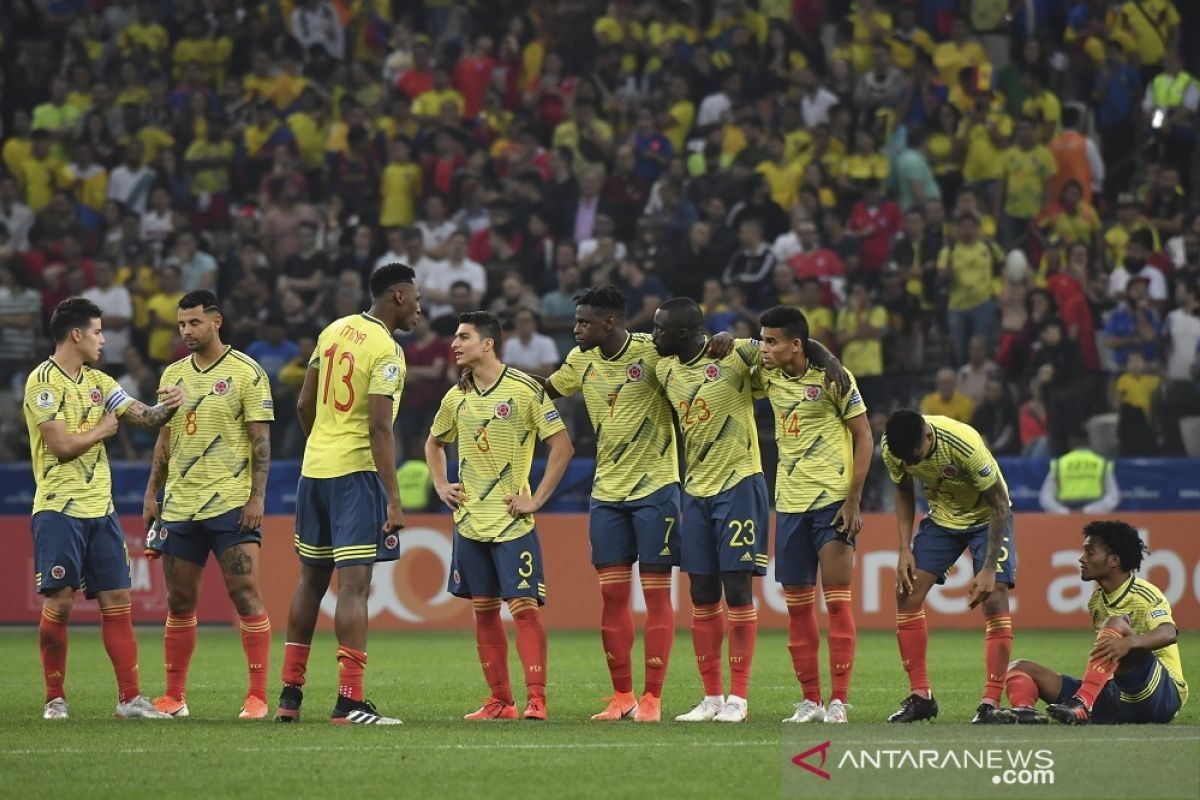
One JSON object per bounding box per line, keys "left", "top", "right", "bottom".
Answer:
{"left": 789, "top": 741, "right": 1055, "bottom": 788}
{"left": 791, "top": 741, "right": 832, "bottom": 781}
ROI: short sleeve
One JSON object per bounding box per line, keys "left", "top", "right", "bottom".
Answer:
{"left": 733, "top": 338, "right": 762, "bottom": 374}
{"left": 1144, "top": 589, "right": 1177, "bottom": 630}
{"left": 430, "top": 390, "right": 461, "bottom": 443}
{"left": 881, "top": 439, "right": 907, "bottom": 485}
{"left": 959, "top": 430, "right": 1000, "bottom": 492}
{"left": 243, "top": 363, "right": 275, "bottom": 423}
{"left": 367, "top": 344, "right": 405, "bottom": 398}
{"left": 528, "top": 386, "right": 567, "bottom": 442}
{"left": 307, "top": 344, "right": 320, "bottom": 369}
{"left": 840, "top": 373, "right": 867, "bottom": 420}
{"left": 547, "top": 349, "right": 582, "bottom": 397}
{"left": 24, "top": 378, "right": 64, "bottom": 427}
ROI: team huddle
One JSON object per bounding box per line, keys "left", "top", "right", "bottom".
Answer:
{"left": 24, "top": 264, "right": 1188, "bottom": 726}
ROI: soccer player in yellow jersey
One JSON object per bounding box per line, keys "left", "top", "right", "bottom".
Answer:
{"left": 141, "top": 291, "right": 275, "bottom": 720}
{"left": 1001, "top": 520, "right": 1187, "bottom": 725}
{"left": 26, "top": 297, "right": 183, "bottom": 720}
{"left": 757, "top": 306, "right": 874, "bottom": 725}
{"left": 882, "top": 409, "right": 1015, "bottom": 724}
{"left": 651, "top": 297, "right": 844, "bottom": 724}
{"left": 541, "top": 286, "right": 733, "bottom": 723}
{"left": 275, "top": 263, "right": 420, "bottom": 726}
{"left": 426, "top": 312, "right": 574, "bottom": 722}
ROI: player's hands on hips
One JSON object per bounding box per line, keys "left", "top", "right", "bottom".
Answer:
{"left": 896, "top": 549, "right": 917, "bottom": 595}
{"left": 505, "top": 491, "right": 539, "bottom": 517}
{"left": 157, "top": 385, "right": 184, "bottom": 411}
{"left": 1090, "top": 631, "right": 1132, "bottom": 663}
{"left": 95, "top": 412, "right": 119, "bottom": 440}
{"left": 383, "top": 501, "right": 406, "bottom": 533}
{"left": 436, "top": 481, "right": 467, "bottom": 510}
{"left": 142, "top": 494, "right": 160, "bottom": 531}
{"left": 239, "top": 496, "right": 264, "bottom": 533}
{"left": 832, "top": 496, "right": 863, "bottom": 541}
{"left": 967, "top": 569, "right": 996, "bottom": 609}
{"left": 707, "top": 331, "right": 735, "bottom": 358}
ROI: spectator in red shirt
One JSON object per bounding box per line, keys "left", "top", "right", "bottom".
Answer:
{"left": 846, "top": 178, "right": 901, "bottom": 280}
{"left": 454, "top": 35, "right": 496, "bottom": 121}
{"left": 1045, "top": 249, "right": 1101, "bottom": 372}
{"left": 787, "top": 217, "right": 846, "bottom": 304}
{"left": 395, "top": 37, "right": 434, "bottom": 99}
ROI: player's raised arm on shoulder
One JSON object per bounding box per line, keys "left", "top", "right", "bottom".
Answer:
{"left": 526, "top": 370, "right": 565, "bottom": 401}
{"left": 297, "top": 365, "right": 319, "bottom": 437}
{"left": 368, "top": 394, "right": 404, "bottom": 532}
{"left": 143, "top": 425, "right": 170, "bottom": 529}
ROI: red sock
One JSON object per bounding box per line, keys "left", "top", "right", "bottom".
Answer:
{"left": 100, "top": 603, "right": 140, "bottom": 704}
{"left": 727, "top": 604, "right": 757, "bottom": 700}
{"left": 824, "top": 585, "right": 856, "bottom": 703}
{"left": 691, "top": 602, "right": 725, "bottom": 696}
{"left": 511, "top": 599, "right": 547, "bottom": 700}
{"left": 40, "top": 605, "right": 69, "bottom": 703}
{"left": 640, "top": 573, "right": 674, "bottom": 698}
{"left": 785, "top": 587, "right": 821, "bottom": 702}
{"left": 597, "top": 567, "right": 634, "bottom": 693}
{"left": 336, "top": 645, "right": 367, "bottom": 701}
{"left": 473, "top": 598, "right": 513, "bottom": 705}
{"left": 163, "top": 612, "right": 197, "bottom": 701}
{"left": 1075, "top": 628, "right": 1122, "bottom": 709}
{"left": 896, "top": 609, "right": 931, "bottom": 698}
{"left": 984, "top": 614, "right": 1013, "bottom": 706}
{"left": 239, "top": 613, "right": 271, "bottom": 701}
{"left": 1006, "top": 670, "right": 1039, "bottom": 708}
{"left": 281, "top": 642, "right": 311, "bottom": 687}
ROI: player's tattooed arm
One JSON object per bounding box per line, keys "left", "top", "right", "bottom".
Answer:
{"left": 805, "top": 339, "right": 851, "bottom": 394}
{"left": 969, "top": 482, "right": 1011, "bottom": 609}
{"left": 124, "top": 385, "right": 185, "bottom": 428}
{"left": 239, "top": 422, "right": 270, "bottom": 532}
{"left": 143, "top": 426, "right": 170, "bottom": 529}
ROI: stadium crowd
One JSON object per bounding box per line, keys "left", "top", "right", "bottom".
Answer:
{"left": 1, "top": 0, "right": 1199, "bottom": 496}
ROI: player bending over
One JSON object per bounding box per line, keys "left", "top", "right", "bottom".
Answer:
{"left": 275, "top": 263, "right": 419, "bottom": 725}
{"left": 427, "top": 311, "right": 574, "bottom": 721}
{"left": 1000, "top": 520, "right": 1187, "bottom": 724}
{"left": 882, "top": 409, "right": 1016, "bottom": 724}
{"left": 758, "top": 306, "right": 873, "bottom": 724}
{"left": 27, "top": 297, "right": 183, "bottom": 720}
{"left": 143, "top": 291, "right": 274, "bottom": 719}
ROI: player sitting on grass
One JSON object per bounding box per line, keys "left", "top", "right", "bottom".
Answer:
{"left": 1000, "top": 520, "right": 1187, "bottom": 725}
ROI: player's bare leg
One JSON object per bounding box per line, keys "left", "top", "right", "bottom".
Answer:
{"left": 154, "top": 555, "right": 204, "bottom": 716}
{"left": 218, "top": 544, "right": 271, "bottom": 719}
{"left": 40, "top": 587, "right": 74, "bottom": 719}
{"left": 715, "top": 572, "right": 756, "bottom": 722}
{"left": 677, "top": 574, "right": 726, "bottom": 721}
{"left": 592, "top": 560, "right": 638, "bottom": 721}
{"left": 1047, "top": 615, "right": 1141, "bottom": 725}
{"left": 818, "top": 540, "right": 856, "bottom": 723}
{"left": 973, "top": 584, "right": 1014, "bottom": 724}
{"left": 635, "top": 563, "right": 674, "bottom": 722}
{"left": 888, "top": 569, "right": 939, "bottom": 722}
{"left": 275, "top": 563, "right": 332, "bottom": 722}
{"left": 97, "top": 588, "right": 169, "bottom": 719}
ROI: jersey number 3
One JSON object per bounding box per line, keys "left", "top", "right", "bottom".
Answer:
{"left": 322, "top": 344, "right": 356, "bottom": 412}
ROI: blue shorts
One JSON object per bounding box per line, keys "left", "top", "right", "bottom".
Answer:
{"left": 294, "top": 472, "right": 398, "bottom": 568}
{"left": 447, "top": 529, "right": 546, "bottom": 604}
{"left": 1057, "top": 654, "right": 1182, "bottom": 724}
{"left": 775, "top": 502, "right": 856, "bottom": 586}
{"left": 681, "top": 474, "right": 769, "bottom": 576}
{"left": 32, "top": 511, "right": 131, "bottom": 598}
{"left": 588, "top": 483, "right": 682, "bottom": 568}
{"left": 156, "top": 508, "right": 261, "bottom": 567}
{"left": 912, "top": 515, "right": 1017, "bottom": 587}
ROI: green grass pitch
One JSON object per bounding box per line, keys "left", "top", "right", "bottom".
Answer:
{"left": 0, "top": 628, "right": 1195, "bottom": 799}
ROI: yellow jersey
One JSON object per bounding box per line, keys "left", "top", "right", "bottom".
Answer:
{"left": 883, "top": 415, "right": 1009, "bottom": 530}
{"left": 1002, "top": 145, "right": 1057, "bottom": 219}
{"left": 758, "top": 364, "right": 866, "bottom": 512}
{"left": 24, "top": 359, "right": 136, "bottom": 517}
{"left": 656, "top": 337, "right": 763, "bottom": 498}
{"left": 158, "top": 348, "right": 275, "bottom": 522}
{"left": 548, "top": 333, "right": 679, "bottom": 502}
{"left": 59, "top": 163, "right": 108, "bottom": 211}
{"left": 431, "top": 367, "right": 567, "bottom": 542}
{"left": 960, "top": 113, "right": 1013, "bottom": 183}
{"left": 379, "top": 162, "right": 422, "bottom": 227}
{"left": 301, "top": 313, "right": 406, "bottom": 479}
{"left": 1088, "top": 574, "right": 1187, "bottom": 706}
{"left": 836, "top": 306, "right": 888, "bottom": 377}
{"left": 939, "top": 238, "right": 1003, "bottom": 311}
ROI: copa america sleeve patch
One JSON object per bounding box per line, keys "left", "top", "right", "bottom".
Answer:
{"left": 382, "top": 363, "right": 401, "bottom": 382}
{"left": 978, "top": 466, "right": 993, "bottom": 477}
{"left": 1150, "top": 609, "right": 1169, "bottom": 619}
{"left": 263, "top": 400, "right": 274, "bottom": 410}
{"left": 545, "top": 410, "right": 561, "bottom": 423}
{"left": 35, "top": 389, "right": 57, "bottom": 410}
{"left": 105, "top": 387, "right": 131, "bottom": 412}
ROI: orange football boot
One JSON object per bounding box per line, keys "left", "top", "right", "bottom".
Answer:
{"left": 239, "top": 695, "right": 268, "bottom": 720}
{"left": 590, "top": 692, "right": 638, "bottom": 721}
{"left": 522, "top": 697, "right": 548, "bottom": 721}
{"left": 634, "top": 692, "right": 661, "bottom": 723}
{"left": 464, "top": 698, "right": 518, "bottom": 720}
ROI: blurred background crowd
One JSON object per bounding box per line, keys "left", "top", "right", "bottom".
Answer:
{"left": 1, "top": 0, "right": 1199, "bottom": 510}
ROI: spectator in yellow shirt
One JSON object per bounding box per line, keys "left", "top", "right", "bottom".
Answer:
{"left": 142, "top": 264, "right": 185, "bottom": 364}
{"left": 849, "top": 0, "right": 893, "bottom": 75}
{"left": 1113, "top": 351, "right": 1161, "bottom": 427}
{"left": 957, "top": 94, "right": 1012, "bottom": 202}
{"left": 118, "top": 0, "right": 169, "bottom": 61}
{"left": 1105, "top": 194, "right": 1162, "bottom": 269}
{"left": 19, "top": 131, "right": 63, "bottom": 212}
{"left": 412, "top": 67, "right": 465, "bottom": 121}
{"left": 380, "top": 136, "right": 422, "bottom": 228}
{"left": 938, "top": 211, "right": 1003, "bottom": 365}
{"left": 921, "top": 366, "right": 977, "bottom": 423}
{"left": 933, "top": 17, "right": 987, "bottom": 86}
{"left": 3, "top": 110, "right": 33, "bottom": 179}
{"left": 1041, "top": 180, "right": 1102, "bottom": 250}
{"left": 998, "top": 117, "right": 1057, "bottom": 247}
{"left": 1020, "top": 69, "right": 1062, "bottom": 143}
{"left": 837, "top": 278, "right": 890, "bottom": 410}
{"left": 59, "top": 140, "right": 108, "bottom": 217}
